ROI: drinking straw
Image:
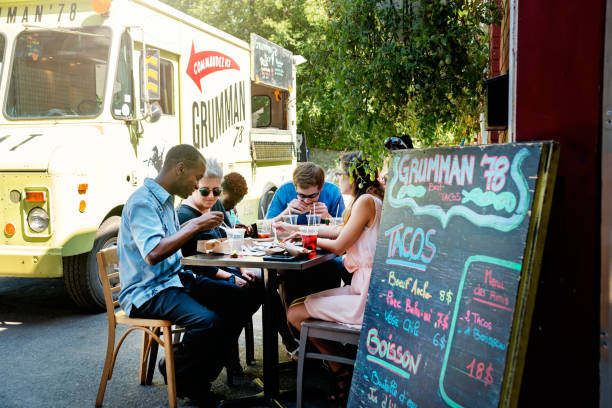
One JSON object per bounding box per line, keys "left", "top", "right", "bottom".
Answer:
{"left": 335, "top": 203, "right": 340, "bottom": 218}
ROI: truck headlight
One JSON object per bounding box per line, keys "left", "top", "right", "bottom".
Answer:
{"left": 27, "top": 207, "right": 50, "bottom": 233}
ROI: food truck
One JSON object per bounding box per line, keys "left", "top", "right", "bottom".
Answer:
{"left": 0, "top": 0, "right": 299, "bottom": 310}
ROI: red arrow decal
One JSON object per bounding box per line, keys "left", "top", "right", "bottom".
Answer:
{"left": 186, "top": 42, "right": 240, "bottom": 92}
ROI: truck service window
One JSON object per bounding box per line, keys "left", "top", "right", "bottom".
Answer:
{"left": 159, "top": 59, "right": 174, "bottom": 115}
{"left": 252, "top": 95, "right": 271, "bottom": 127}
{"left": 6, "top": 27, "right": 110, "bottom": 119}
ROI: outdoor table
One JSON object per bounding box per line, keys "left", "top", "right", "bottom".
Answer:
{"left": 181, "top": 250, "right": 337, "bottom": 407}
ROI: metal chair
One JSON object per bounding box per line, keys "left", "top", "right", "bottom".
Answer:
{"left": 95, "top": 246, "right": 177, "bottom": 408}
{"left": 295, "top": 319, "right": 361, "bottom": 408}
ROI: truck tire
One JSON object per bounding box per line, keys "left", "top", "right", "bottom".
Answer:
{"left": 64, "top": 216, "right": 120, "bottom": 312}
{"left": 258, "top": 186, "right": 277, "bottom": 219}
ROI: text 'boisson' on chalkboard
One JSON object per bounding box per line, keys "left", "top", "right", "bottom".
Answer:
{"left": 349, "top": 142, "right": 559, "bottom": 408}
{"left": 250, "top": 33, "right": 293, "bottom": 90}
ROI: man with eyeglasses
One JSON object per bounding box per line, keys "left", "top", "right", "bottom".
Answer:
{"left": 265, "top": 162, "right": 345, "bottom": 223}
{"left": 265, "top": 162, "right": 349, "bottom": 349}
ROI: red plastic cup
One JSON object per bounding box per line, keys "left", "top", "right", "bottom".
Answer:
{"left": 300, "top": 226, "right": 318, "bottom": 252}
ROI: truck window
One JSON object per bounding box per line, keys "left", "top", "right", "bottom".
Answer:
{"left": 112, "top": 31, "right": 135, "bottom": 118}
{"left": 252, "top": 95, "right": 271, "bottom": 127}
{"left": 5, "top": 27, "right": 110, "bottom": 119}
{"left": 159, "top": 59, "right": 174, "bottom": 115}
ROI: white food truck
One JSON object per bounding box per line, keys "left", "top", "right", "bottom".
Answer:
{"left": 0, "top": 0, "right": 300, "bottom": 310}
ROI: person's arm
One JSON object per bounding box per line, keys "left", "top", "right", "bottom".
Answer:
{"left": 146, "top": 211, "right": 224, "bottom": 265}
{"left": 317, "top": 196, "right": 374, "bottom": 255}
{"left": 317, "top": 224, "right": 342, "bottom": 239}
{"left": 264, "top": 188, "right": 286, "bottom": 220}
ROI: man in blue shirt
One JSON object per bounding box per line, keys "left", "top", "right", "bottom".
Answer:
{"left": 118, "top": 144, "right": 233, "bottom": 406}
{"left": 264, "top": 163, "right": 350, "bottom": 349}
{"left": 266, "top": 162, "right": 345, "bottom": 223}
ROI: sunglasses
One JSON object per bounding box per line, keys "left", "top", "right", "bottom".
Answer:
{"left": 199, "top": 187, "right": 222, "bottom": 197}
{"left": 384, "top": 137, "right": 409, "bottom": 151}
{"left": 297, "top": 191, "right": 320, "bottom": 199}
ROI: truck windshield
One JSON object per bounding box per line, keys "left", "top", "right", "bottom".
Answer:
{"left": 5, "top": 27, "right": 111, "bottom": 119}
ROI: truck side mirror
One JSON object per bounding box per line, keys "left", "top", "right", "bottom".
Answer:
{"left": 146, "top": 101, "right": 162, "bottom": 123}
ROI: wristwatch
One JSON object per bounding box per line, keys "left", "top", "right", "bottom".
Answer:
{"left": 227, "top": 275, "right": 236, "bottom": 284}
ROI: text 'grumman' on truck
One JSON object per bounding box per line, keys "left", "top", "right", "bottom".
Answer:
{"left": 0, "top": 0, "right": 302, "bottom": 310}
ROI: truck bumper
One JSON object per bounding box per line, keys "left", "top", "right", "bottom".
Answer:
{"left": 0, "top": 246, "right": 63, "bottom": 278}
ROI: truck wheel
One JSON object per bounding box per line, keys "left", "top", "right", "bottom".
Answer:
{"left": 258, "top": 186, "right": 277, "bottom": 218}
{"left": 64, "top": 216, "right": 120, "bottom": 312}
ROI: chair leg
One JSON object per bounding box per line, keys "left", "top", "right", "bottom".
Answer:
{"left": 96, "top": 324, "right": 116, "bottom": 407}
{"left": 162, "top": 326, "right": 177, "bottom": 408}
{"left": 145, "top": 328, "right": 160, "bottom": 386}
{"left": 296, "top": 325, "right": 309, "bottom": 408}
{"left": 139, "top": 330, "right": 151, "bottom": 385}
{"left": 245, "top": 318, "right": 255, "bottom": 366}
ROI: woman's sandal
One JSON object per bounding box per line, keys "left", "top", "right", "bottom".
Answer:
{"left": 328, "top": 368, "right": 353, "bottom": 405}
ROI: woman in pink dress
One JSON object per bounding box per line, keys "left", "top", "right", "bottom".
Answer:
{"left": 283, "top": 151, "right": 384, "bottom": 402}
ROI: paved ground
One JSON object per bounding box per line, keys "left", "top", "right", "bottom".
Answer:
{"left": 0, "top": 277, "right": 338, "bottom": 408}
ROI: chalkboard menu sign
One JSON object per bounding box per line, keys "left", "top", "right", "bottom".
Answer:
{"left": 250, "top": 33, "right": 293, "bottom": 90}
{"left": 349, "top": 142, "right": 559, "bottom": 408}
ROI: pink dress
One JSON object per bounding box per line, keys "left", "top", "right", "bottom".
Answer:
{"left": 304, "top": 194, "right": 382, "bottom": 326}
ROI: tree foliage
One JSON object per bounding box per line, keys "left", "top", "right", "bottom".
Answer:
{"left": 162, "top": 0, "right": 500, "bottom": 167}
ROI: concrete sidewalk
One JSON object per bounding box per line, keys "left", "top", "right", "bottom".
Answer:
{"left": 208, "top": 307, "right": 338, "bottom": 408}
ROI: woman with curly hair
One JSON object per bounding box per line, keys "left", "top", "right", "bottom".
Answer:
{"left": 220, "top": 172, "right": 249, "bottom": 224}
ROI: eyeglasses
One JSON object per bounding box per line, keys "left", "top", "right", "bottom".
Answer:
{"left": 384, "top": 137, "right": 409, "bottom": 151}
{"left": 199, "top": 187, "right": 222, "bottom": 197}
{"left": 297, "top": 191, "right": 320, "bottom": 199}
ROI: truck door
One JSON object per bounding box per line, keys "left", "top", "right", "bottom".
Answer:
{"left": 135, "top": 47, "right": 181, "bottom": 178}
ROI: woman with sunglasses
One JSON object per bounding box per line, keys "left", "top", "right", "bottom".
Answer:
{"left": 177, "top": 158, "right": 256, "bottom": 284}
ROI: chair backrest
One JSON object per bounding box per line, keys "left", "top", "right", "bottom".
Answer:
{"left": 97, "top": 246, "right": 120, "bottom": 320}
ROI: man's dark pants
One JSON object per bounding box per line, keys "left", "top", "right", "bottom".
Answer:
{"left": 131, "top": 272, "right": 257, "bottom": 395}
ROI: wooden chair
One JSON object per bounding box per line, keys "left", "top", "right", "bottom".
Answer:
{"left": 95, "top": 246, "right": 177, "bottom": 408}
{"left": 295, "top": 319, "right": 361, "bottom": 408}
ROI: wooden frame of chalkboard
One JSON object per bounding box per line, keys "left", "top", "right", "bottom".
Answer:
{"left": 348, "top": 142, "right": 559, "bottom": 408}
{"left": 250, "top": 33, "right": 293, "bottom": 91}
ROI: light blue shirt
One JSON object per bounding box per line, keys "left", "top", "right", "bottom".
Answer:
{"left": 265, "top": 181, "right": 345, "bottom": 224}
{"left": 118, "top": 178, "right": 184, "bottom": 316}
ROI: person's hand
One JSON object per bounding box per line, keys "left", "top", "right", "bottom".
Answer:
{"left": 196, "top": 211, "right": 224, "bottom": 231}
{"left": 241, "top": 268, "right": 257, "bottom": 282}
{"left": 234, "top": 276, "right": 248, "bottom": 287}
{"left": 286, "top": 198, "right": 310, "bottom": 215}
{"left": 273, "top": 221, "right": 299, "bottom": 235}
{"left": 310, "top": 202, "right": 330, "bottom": 219}
{"left": 235, "top": 223, "right": 253, "bottom": 236}
{"left": 284, "top": 230, "right": 302, "bottom": 241}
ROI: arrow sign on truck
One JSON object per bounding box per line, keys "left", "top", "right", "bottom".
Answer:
{"left": 186, "top": 42, "right": 240, "bottom": 92}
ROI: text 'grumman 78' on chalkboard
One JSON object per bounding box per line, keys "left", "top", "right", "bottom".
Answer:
{"left": 349, "top": 142, "right": 559, "bottom": 408}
